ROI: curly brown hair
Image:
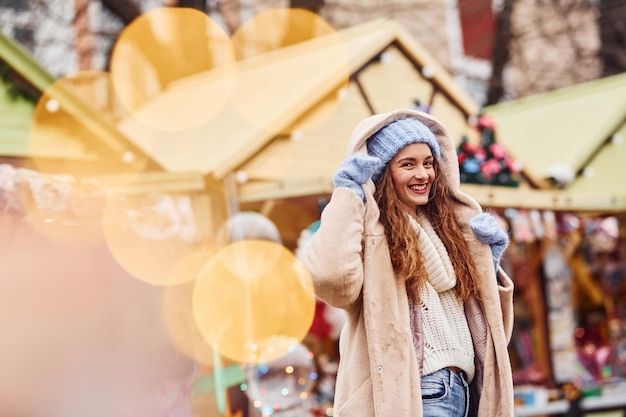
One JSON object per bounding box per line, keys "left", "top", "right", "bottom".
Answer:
{"left": 374, "top": 159, "right": 481, "bottom": 301}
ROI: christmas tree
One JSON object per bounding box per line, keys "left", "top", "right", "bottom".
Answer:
{"left": 457, "top": 114, "right": 521, "bottom": 187}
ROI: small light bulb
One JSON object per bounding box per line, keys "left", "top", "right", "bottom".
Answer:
{"left": 46, "top": 99, "right": 60, "bottom": 113}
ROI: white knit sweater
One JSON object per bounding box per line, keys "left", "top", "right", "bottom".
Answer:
{"left": 409, "top": 215, "right": 475, "bottom": 381}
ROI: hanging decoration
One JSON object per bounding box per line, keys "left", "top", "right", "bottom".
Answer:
{"left": 457, "top": 114, "right": 522, "bottom": 187}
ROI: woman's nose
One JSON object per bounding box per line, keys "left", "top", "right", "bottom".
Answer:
{"left": 413, "top": 166, "right": 428, "bottom": 179}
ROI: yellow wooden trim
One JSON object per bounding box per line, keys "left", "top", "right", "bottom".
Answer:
{"left": 94, "top": 171, "right": 206, "bottom": 194}
{"left": 237, "top": 177, "right": 332, "bottom": 203}
{"left": 238, "top": 178, "right": 626, "bottom": 212}
{"left": 45, "top": 83, "right": 137, "bottom": 156}
{"left": 460, "top": 184, "right": 626, "bottom": 212}
{"left": 0, "top": 33, "right": 55, "bottom": 93}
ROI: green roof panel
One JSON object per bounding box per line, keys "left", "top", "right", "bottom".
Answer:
{"left": 0, "top": 76, "right": 35, "bottom": 156}
{"left": 485, "top": 72, "right": 626, "bottom": 186}
{"left": 567, "top": 122, "right": 626, "bottom": 195}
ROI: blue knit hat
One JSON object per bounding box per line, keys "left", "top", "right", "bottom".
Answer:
{"left": 366, "top": 117, "right": 441, "bottom": 182}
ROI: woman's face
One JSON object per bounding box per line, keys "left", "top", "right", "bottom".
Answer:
{"left": 389, "top": 143, "right": 436, "bottom": 209}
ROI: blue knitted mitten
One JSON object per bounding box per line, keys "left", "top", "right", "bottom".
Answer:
{"left": 469, "top": 212, "right": 509, "bottom": 273}
{"left": 333, "top": 154, "right": 382, "bottom": 201}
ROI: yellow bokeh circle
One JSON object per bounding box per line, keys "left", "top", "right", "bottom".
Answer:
{"left": 28, "top": 70, "right": 147, "bottom": 176}
{"left": 110, "top": 7, "right": 236, "bottom": 131}
{"left": 101, "top": 192, "right": 204, "bottom": 286}
{"left": 229, "top": 8, "right": 349, "bottom": 133}
{"left": 193, "top": 240, "right": 315, "bottom": 364}
{"left": 162, "top": 279, "right": 217, "bottom": 366}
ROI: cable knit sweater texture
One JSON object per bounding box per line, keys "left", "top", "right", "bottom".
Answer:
{"left": 409, "top": 215, "right": 475, "bottom": 381}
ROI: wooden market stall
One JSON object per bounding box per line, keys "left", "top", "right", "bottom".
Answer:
{"left": 484, "top": 71, "right": 626, "bottom": 200}
{"left": 114, "top": 15, "right": 626, "bottom": 416}
{"left": 484, "top": 72, "right": 626, "bottom": 416}
{"left": 111, "top": 16, "right": 625, "bottom": 245}
{"left": 118, "top": 17, "right": 619, "bottom": 251}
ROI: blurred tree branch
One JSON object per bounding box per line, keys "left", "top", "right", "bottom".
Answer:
{"left": 100, "top": 0, "right": 141, "bottom": 25}
{"left": 178, "top": 0, "right": 207, "bottom": 11}
{"left": 599, "top": 0, "right": 626, "bottom": 76}
{"left": 486, "top": 0, "right": 514, "bottom": 105}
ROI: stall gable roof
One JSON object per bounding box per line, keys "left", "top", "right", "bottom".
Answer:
{"left": 0, "top": 33, "right": 56, "bottom": 94}
{"left": 235, "top": 42, "right": 479, "bottom": 202}
{"left": 0, "top": 32, "right": 148, "bottom": 165}
{"left": 118, "top": 19, "right": 478, "bottom": 179}
{"left": 484, "top": 72, "right": 626, "bottom": 188}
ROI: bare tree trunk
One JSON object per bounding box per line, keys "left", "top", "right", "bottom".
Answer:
{"left": 485, "top": 0, "right": 514, "bottom": 105}
{"left": 98, "top": 0, "right": 142, "bottom": 70}
{"left": 599, "top": 0, "right": 626, "bottom": 76}
{"left": 100, "top": 0, "right": 142, "bottom": 25}
{"left": 74, "top": 0, "right": 95, "bottom": 70}
{"left": 178, "top": 0, "right": 207, "bottom": 11}
{"left": 290, "top": 0, "right": 324, "bottom": 13}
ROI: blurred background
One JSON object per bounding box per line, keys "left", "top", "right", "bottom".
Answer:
{"left": 1, "top": 1, "right": 625, "bottom": 416}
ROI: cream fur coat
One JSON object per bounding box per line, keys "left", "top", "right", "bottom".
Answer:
{"left": 302, "top": 109, "right": 515, "bottom": 416}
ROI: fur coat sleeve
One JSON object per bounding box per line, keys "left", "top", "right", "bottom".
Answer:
{"left": 302, "top": 187, "right": 366, "bottom": 310}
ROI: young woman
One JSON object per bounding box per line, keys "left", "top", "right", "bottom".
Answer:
{"left": 302, "top": 108, "right": 514, "bottom": 416}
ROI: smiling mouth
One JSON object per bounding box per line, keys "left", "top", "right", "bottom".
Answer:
{"left": 409, "top": 184, "right": 427, "bottom": 191}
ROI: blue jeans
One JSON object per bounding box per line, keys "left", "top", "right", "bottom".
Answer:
{"left": 421, "top": 368, "right": 469, "bottom": 417}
